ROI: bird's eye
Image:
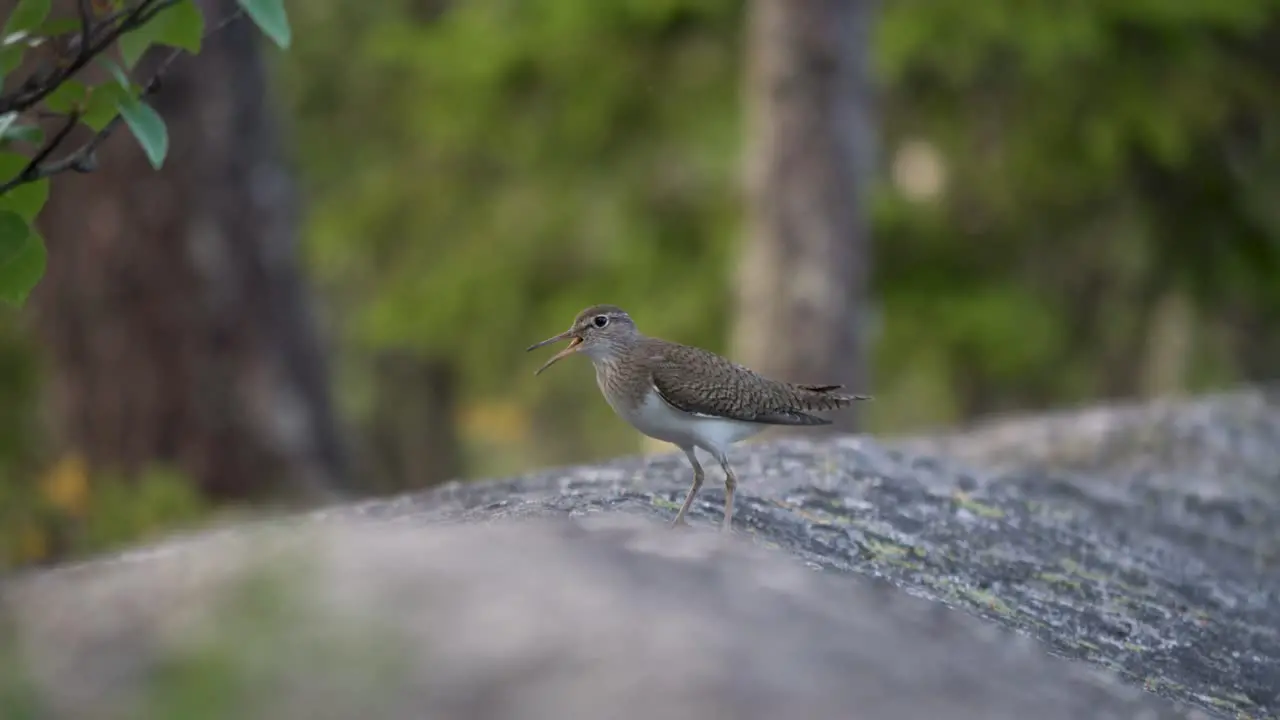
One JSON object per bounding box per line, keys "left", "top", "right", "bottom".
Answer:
{"left": 593, "top": 315, "right": 609, "bottom": 328}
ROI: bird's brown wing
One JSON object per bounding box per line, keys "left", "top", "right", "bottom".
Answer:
{"left": 647, "top": 342, "right": 832, "bottom": 427}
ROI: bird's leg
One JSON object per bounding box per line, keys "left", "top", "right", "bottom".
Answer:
{"left": 718, "top": 456, "right": 737, "bottom": 533}
{"left": 670, "top": 446, "right": 704, "bottom": 529}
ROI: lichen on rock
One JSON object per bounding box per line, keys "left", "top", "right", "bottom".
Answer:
{"left": 3, "top": 388, "right": 1278, "bottom": 719}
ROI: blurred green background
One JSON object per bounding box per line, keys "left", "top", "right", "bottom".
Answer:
{"left": 2, "top": 0, "right": 1279, "bottom": 570}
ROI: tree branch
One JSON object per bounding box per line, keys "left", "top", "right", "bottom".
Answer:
{"left": 76, "top": 0, "right": 94, "bottom": 56}
{"left": 0, "top": 0, "right": 175, "bottom": 114}
{"left": 0, "top": 5, "right": 246, "bottom": 196}
{"left": 19, "top": 111, "right": 82, "bottom": 178}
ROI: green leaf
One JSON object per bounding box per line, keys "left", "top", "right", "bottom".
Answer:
{"left": 237, "top": 0, "right": 291, "bottom": 49}
{"left": 0, "top": 217, "right": 45, "bottom": 306}
{"left": 0, "top": 178, "right": 48, "bottom": 222}
{"left": 0, "top": 209, "right": 25, "bottom": 265}
{"left": 0, "top": 152, "right": 48, "bottom": 221}
{"left": 3, "top": 0, "right": 51, "bottom": 36}
{"left": 117, "top": 95, "right": 167, "bottom": 169}
{"left": 113, "top": 36, "right": 145, "bottom": 71}
{"left": 0, "top": 42, "right": 25, "bottom": 89}
{"left": 118, "top": 0, "right": 204, "bottom": 69}
{"left": 0, "top": 113, "right": 39, "bottom": 146}
{"left": 0, "top": 124, "right": 42, "bottom": 145}
{"left": 116, "top": 32, "right": 148, "bottom": 70}
{"left": 37, "top": 17, "right": 81, "bottom": 38}
{"left": 82, "top": 82, "right": 131, "bottom": 131}
{"left": 44, "top": 79, "right": 88, "bottom": 114}
{"left": 103, "top": 57, "right": 132, "bottom": 89}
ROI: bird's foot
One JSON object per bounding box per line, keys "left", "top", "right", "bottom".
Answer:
{"left": 668, "top": 516, "right": 690, "bottom": 530}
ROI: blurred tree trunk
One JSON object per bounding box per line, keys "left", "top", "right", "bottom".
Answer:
{"left": 733, "top": 0, "right": 876, "bottom": 434}
{"left": 1229, "top": 302, "right": 1280, "bottom": 383}
{"left": 28, "top": 0, "right": 350, "bottom": 503}
{"left": 363, "top": 351, "right": 462, "bottom": 493}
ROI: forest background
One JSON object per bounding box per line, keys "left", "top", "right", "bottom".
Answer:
{"left": 1, "top": 0, "right": 1278, "bottom": 569}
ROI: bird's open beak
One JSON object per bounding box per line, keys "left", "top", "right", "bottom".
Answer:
{"left": 526, "top": 330, "right": 583, "bottom": 376}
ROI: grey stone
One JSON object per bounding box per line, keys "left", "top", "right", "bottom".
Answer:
{"left": 3, "top": 388, "right": 1278, "bottom": 719}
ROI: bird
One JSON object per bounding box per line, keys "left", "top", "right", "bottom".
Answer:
{"left": 526, "top": 304, "right": 871, "bottom": 532}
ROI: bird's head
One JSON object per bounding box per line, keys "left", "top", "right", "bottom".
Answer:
{"left": 526, "top": 304, "right": 639, "bottom": 375}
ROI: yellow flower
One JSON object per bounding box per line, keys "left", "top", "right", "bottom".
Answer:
{"left": 40, "top": 454, "right": 91, "bottom": 517}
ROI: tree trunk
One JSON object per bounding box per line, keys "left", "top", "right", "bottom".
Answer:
{"left": 733, "top": 0, "right": 877, "bottom": 434}
{"left": 362, "top": 351, "right": 462, "bottom": 494}
{"left": 28, "top": 0, "right": 350, "bottom": 503}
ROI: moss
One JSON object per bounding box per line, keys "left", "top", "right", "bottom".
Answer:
{"left": 1058, "top": 558, "right": 1111, "bottom": 583}
{"left": 649, "top": 496, "right": 681, "bottom": 511}
{"left": 951, "top": 493, "right": 1006, "bottom": 519}
{"left": 961, "top": 587, "right": 1013, "bottom": 615}
{"left": 1035, "top": 572, "right": 1083, "bottom": 590}
{"left": 860, "top": 538, "right": 910, "bottom": 559}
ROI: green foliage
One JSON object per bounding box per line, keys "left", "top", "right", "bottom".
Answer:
{"left": 0, "top": 0, "right": 1273, "bottom": 561}
{"left": 75, "top": 464, "right": 208, "bottom": 552}
{"left": 0, "top": 0, "right": 305, "bottom": 574}
{"left": 0, "top": 210, "right": 29, "bottom": 260}
{"left": 237, "top": 0, "right": 291, "bottom": 49}
{"left": 0, "top": 110, "right": 17, "bottom": 138}
{"left": 284, "top": 0, "right": 744, "bottom": 472}
{"left": 116, "top": 83, "right": 170, "bottom": 168}
{"left": 0, "top": 0, "right": 296, "bottom": 307}
{"left": 0, "top": 209, "right": 43, "bottom": 305}
{"left": 0, "top": 154, "right": 47, "bottom": 220}
{"left": 0, "top": 316, "right": 37, "bottom": 468}
{"left": 118, "top": 0, "right": 205, "bottom": 69}
{"left": 0, "top": 456, "right": 209, "bottom": 570}
{"left": 282, "top": 0, "right": 1280, "bottom": 476}
{"left": 3, "top": 0, "right": 50, "bottom": 36}
{"left": 872, "top": 0, "right": 1280, "bottom": 416}
{"left": 0, "top": 315, "right": 210, "bottom": 572}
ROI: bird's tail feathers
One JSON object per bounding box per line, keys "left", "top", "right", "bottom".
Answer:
{"left": 794, "top": 383, "right": 874, "bottom": 410}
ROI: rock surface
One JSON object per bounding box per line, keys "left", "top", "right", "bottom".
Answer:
{"left": 891, "top": 384, "right": 1280, "bottom": 504}
{"left": 3, "top": 388, "right": 1279, "bottom": 719}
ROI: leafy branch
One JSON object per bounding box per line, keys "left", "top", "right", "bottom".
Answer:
{"left": 2, "top": 0, "right": 183, "bottom": 116}
{"left": 0, "top": 0, "right": 293, "bottom": 307}
{"left": 0, "top": 5, "right": 228, "bottom": 193}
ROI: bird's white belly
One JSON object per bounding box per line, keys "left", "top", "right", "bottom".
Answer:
{"left": 620, "top": 390, "right": 765, "bottom": 456}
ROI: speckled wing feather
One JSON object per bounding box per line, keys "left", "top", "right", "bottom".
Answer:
{"left": 645, "top": 339, "right": 867, "bottom": 426}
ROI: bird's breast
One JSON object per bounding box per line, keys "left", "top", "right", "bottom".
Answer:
{"left": 620, "top": 388, "right": 765, "bottom": 454}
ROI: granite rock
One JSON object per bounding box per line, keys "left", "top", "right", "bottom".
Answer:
{"left": 3, "top": 388, "right": 1278, "bottom": 719}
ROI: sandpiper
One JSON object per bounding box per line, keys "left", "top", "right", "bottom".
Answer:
{"left": 527, "top": 304, "right": 870, "bottom": 532}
